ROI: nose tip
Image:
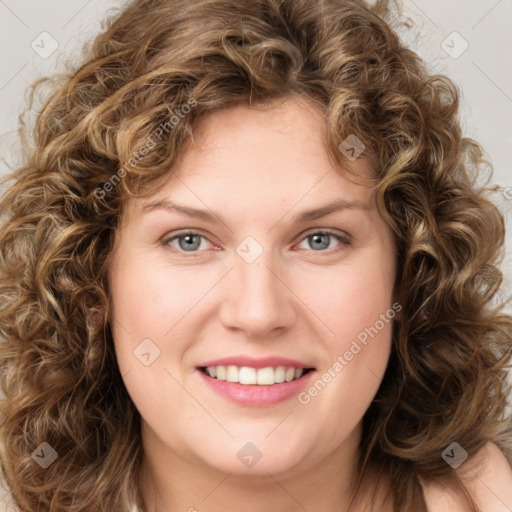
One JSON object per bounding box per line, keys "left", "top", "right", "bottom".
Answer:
{"left": 219, "top": 256, "right": 297, "bottom": 340}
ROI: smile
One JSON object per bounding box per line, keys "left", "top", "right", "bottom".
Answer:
{"left": 196, "top": 365, "right": 316, "bottom": 407}
{"left": 199, "top": 365, "right": 315, "bottom": 385}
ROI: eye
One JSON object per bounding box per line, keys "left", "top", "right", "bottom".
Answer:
{"left": 296, "top": 229, "right": 351, "bottom": 253}
{"left": 161, "top": 229, "right": 351, "bottom": 255}
{"left": 162, "top": 231, "right": 215, "bottom": 253}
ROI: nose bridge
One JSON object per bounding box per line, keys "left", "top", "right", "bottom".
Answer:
{"left": 219, "top": 237, "right": 295, "bottom": 337}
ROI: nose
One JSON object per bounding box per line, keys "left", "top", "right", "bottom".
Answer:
{"left": 219, "top": 251, "right": 297, "bottom": 340}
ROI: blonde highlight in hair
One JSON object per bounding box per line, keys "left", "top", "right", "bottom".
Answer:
{"left": 1, "top": 0, "right": 512, "bottom": 510}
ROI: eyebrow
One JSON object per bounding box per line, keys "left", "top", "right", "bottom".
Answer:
{"left": 141, "top": 197, "right": 372, "bottom": 225}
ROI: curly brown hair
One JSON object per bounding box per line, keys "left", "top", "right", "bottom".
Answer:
{"left": 1, "top": 0, "right": 512, "bottom": 510}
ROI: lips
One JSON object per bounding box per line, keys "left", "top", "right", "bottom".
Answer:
{"left": 197, "top": 365, "right": 316, "bottom": 407}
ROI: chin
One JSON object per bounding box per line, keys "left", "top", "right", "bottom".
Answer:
{"left": 194, "top": 437, "right": 311, "bottom": 477}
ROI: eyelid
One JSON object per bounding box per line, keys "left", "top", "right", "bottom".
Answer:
{"left": 298, "top": 227, "right": 352, "bottom": 244}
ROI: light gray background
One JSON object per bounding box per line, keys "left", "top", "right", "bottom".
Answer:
{"left": 0, "top": 0, "right": 511, "bottom": 509}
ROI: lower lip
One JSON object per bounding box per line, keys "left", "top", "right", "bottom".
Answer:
{"left": 197, "top": 369, "right": 316, "bottom": 407}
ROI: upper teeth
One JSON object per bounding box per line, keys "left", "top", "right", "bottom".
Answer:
{"left": 204, "top": 365, "right": 306, "bottom": 385}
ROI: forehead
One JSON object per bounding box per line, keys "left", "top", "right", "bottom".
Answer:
{"left": 123, "top": 96, "right": 376, "bottom": 223}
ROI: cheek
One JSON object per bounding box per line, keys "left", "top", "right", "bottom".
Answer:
{"left": 107, "top": 256, "right": 194, "bottom": 423}
{"left": 298, "top": 247, "right": 396, "bottom": 403}
{"left": 301, "top": 254, "right": 396, "bottom": 343}
{"left": 108, "top": 251, "right": 217, "bottom": 382}
{"left": 109, "top": 253, "right": 186, "bottom": 338}
{"left": 108, "top": 252, "right": 169, "bottom": 373}
{"left": 302, "top": 271, "right": 395, "bottom": 436}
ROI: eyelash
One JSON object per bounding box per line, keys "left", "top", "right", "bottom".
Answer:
{"left": 160, "top": 229, "right": 352, "bottom": 256}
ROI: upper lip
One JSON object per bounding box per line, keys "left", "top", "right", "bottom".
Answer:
{"left": 197, "top": 356, "right": 315, "bottom": 369}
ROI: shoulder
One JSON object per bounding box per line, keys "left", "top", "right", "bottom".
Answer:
{"left": 421, "top": 442, "right": 512, "bottom": 512}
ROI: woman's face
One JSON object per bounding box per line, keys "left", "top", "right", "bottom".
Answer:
{"left": 108, "top": 96, "right": 398, "bottom": 480}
